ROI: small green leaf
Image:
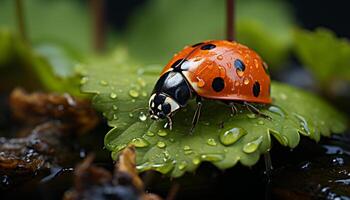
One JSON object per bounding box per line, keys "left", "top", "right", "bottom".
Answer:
{"left": 294, "top": 28, "right": 350, "bottom": 82}
{"left": 81, "top": 50, "right": 347, "bottom": 177}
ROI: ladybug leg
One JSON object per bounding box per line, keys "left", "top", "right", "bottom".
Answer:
{"left": 165, "top": 116, "right": 173, "bottom": 130}
{"left": 244, "top": 102, "right": 271, "bottom": 119}
{"left": 190, "top": 96, "right": 202, "bottom": 134}
{"left": 228, "top": 102, "right": 238, "bottom": 116}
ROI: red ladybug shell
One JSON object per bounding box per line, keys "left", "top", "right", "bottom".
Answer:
{"left": 160, "top": 40, "right": 272, "bottom": 104}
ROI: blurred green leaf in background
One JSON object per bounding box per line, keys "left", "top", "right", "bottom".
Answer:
{"left": 0, "top": 0, "right": 91, "bottom": 53}
{"left": 294, "top": 28, "right": 350, "bottom": 83}
{"left": 120, "top": 0, "right": 295, "bottom": 68}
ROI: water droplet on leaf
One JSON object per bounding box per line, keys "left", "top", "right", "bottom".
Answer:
{"left": 130, "top": 138, "right": 149, "bottom": 147}
{"left": 139, "top": 112, "right": 147, "bottom": 121}
{"left": 110, "top": 92, "right": 117, "bottom": 99}
{"left": 129, "top": 90, "right": 139, "bottom": 98}
{"left": 219, "top": 127, "right": 247, "bottom": 146}
{"left": 207, "top": 138, "right": 217, "bottom": 146}
{"left": 178, "top": 161, "right": 188, "bottom": 170}
{"left": 243, "top": 136, "right": 263, "bottom": 153}
{"left": 99, "top": 80, "right": 108, "bottom": 86}
{"left": 112, "top": 105, "right": 118, "bottom": 110}
{"left": 157, "top": 129, "right": 168, "bottom": 137}
{"left": 201, "top": 154, "right": 224, "bottom": 162}
{"left": 268, "top": 106, "right": 285, "bottom": 118}
{"left": 146, "top": 131, "right": 155, "bottom": 137}
{"left": 192, "top": 157, "right": 201, "bottom": 165}
{"left": 157, "top": 141, "right": 166, "bottom": 148}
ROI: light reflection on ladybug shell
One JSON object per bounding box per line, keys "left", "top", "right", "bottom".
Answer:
{"left": 160, "top": 40, "right": 272, "bottom": 104}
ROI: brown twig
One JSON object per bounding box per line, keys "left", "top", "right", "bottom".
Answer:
{"left": 90, "top": 0, "right": 106, "bottom": 52}
{"left": 15, "top": 0, "right": 28, "bottom": 43}
{"left": 226, "top": 0, "right": 235, "bottom": 41}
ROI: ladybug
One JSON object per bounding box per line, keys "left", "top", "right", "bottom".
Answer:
{"left": 149, "top": 40, "right": 272, "bottom": 131}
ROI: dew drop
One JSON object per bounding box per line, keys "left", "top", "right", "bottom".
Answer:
{"left": 207, "top": 138, "right": 217, "bottom": 146}
{"left": 183, "top": 145, "right": 191, "bottom": 151}
{"left": 247, "top": 113, "right": 256, "bottom": 119}
{"left": 141, "top": 91, "right": 148, "bottom": 97}
{"left": 137, "top": 77, "right": 147, "bottom": 87}
{"left": 139, "top": 112, "right": 147, "bottom": 121}
{"left": 280, "top": 93, "right": 288, "bottom": 100}
{"left": 219, "top": 127, "right": 247, "bottom": 146}
{"left": 130, "top": 138, "right": 149, "bottom": 147}
{"left": 235, "top": 81, "right": 240, "bottom": 87}
{"left": 258, "top": 120, "right": 264, "bottom": 125}
{"left": 217, "top": 55, "right": 223, "bottom": 60}
{"left": 112, "top": 105, "right": 118, "bottom": 110}
{"left": 243, "top": 78, "right": 250, "bottom": 85}
{"left": 294, "top": 113, "right": 310, "bottom": 136}
{"left": 192, "top": 157, "right": 201, "bottom": 165}
{"left": 157, "top": 129, "right": 168, "bottom": 137}
{"left": 146, "top": 131, "right": 155, "bottom": 137}
{"left": 236, "top": 69, "right": 244, "bottom": 77}
{"left": 110, "top": 92, "right": 117, "bottom": 99}
{"left": 99, "top": 80, "right": 108, "bottom": 86}
{"left": 129, "top": 90, "right": 139, "bottom": 98}
{"left": 219, "top": 66, "right": 226, "bottom": 78}
{"left": 197, "top": 78, "right": 205, "bottom": 88}
{"left": 178, "top": 161, "right": 188, "bottom": 170}
{"left": 129, "top": 113, "right": 134, "bottom": 118}
{"left": 201, "top": 154, "right": 224, "bottom": 162}
{"left": 157, "top": 141, "right": 166, "bottom": 148}
{"left": 243, "top": 136, "right": 263, "bottom": 153}
{"left": 113, "top": 114, "right": 118, "bottom": 120}
{"left": 184, "top": 150, "right": 193, "bottom": 155}
{"left": 80, "top": 77, "right": 88, "bottom": 84}
{"left": 268, "top": 106, "right": 285, "bottom": 118}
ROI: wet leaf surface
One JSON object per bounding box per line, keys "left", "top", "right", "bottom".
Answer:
{"left": 81, "top": 52, "right": 347, "bottom": 177}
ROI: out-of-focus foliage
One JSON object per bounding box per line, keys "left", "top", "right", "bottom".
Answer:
{"left": 121, "top": 0, "right": 294, "bottom": 68}
{"left": 0, "top": 29, "right": 84, "bottom": 95}
{"left": 81, "top": 50, "right": 346, "bottom": 177}
{"left": 0, "top": 0, "right": 91, "bottom": 53}
{"left": 294, "top": 28, "right": 350, "bottom": 82}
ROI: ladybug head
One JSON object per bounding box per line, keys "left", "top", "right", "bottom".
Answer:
{"left": 148, "top": 93, "right": 180, "bottom": 120}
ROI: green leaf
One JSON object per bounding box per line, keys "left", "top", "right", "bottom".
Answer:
{"left": 121, "top": 0, "right": 294, "bottom": 68}
{"left": 0, "top": 29, "right": 84, "bottom": 95}
{"left": 81, "top": 50, "right": 347, "bottom": 177}
{"left": 0, "top": 0, "right": 91, "bottom": 53}
{"left": 294, "top": 28, "right": 350, "bottom": 82}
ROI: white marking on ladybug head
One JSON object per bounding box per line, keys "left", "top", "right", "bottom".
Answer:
{"left": 148, "top": 93, "right": 180, "bottom": 120}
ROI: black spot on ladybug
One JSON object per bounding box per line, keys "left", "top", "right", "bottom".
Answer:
{"left": 201, "top": 44, "right": 216, "bottom": 50}
{"left": 192, "top": 42, "right": 204, "bottom": 47}
{"left": 262, "top": 62, "right": 270, "bottom": 75}
{"left": 253, "top": 81, "right": 260, "bottom": 97}
{"left": 234, "top": 59, "right": 245, "bottom": 72}
{"left": 162, "top": 102, "right": 171, "bottom": 114}
{"left": 171, "top": 58, "right": 187, "bottom": 69}
{"left": 212, "top": 77, "right": 225, "bottom": 92}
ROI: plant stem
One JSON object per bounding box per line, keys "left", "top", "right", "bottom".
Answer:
{"left": 15, "top": 0, "right": 28, "bottom": 43}
{"left": 226, "top": 0, "right": 235, "bottom": 41}
{"left": 90, "top": 0, "right": 106, "bottom": 52}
